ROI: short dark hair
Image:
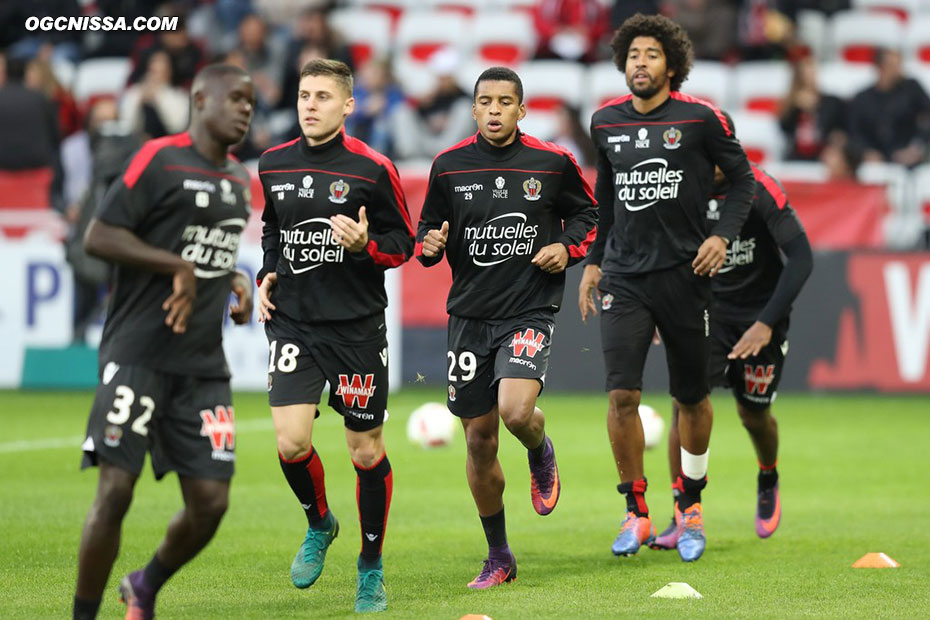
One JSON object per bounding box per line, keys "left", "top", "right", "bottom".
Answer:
{"left": 473, "top": 66, "right": 523, "bottom": 103}
{"left": 190, "top": 63, "right": 250, "bottom": 95}
{"left": 299, "top": 58, "right": 353, "bottom": 95}
{"left": 610, "top": 13, "right": 694, "bottom": 92}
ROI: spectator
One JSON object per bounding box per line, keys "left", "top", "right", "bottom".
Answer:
{"left": 391, "top": 48, "right": 474, "bottom": 162}
{"left": 662, "top": 0, "right": 737, "bottom": 61}
{"left": 120, "top": 49, "right": 190, "bottom": 138}
{"left": 547, "top": 103, "right": 596, "bottom": 166}
{"left": 345, "top": 58, "right": 404, "bottom": 157}
{"left": 0, "top": 55, "right": 62, "bottom": 207}
{"left": 848, "top": 48, "right": 930, "bottom": 167}
{"left": 129, "top": 5, "right": 205, "bottom": 88}
{"left": 820, "top": 139, "right": 861, "bottom": 181}
{"left": 778, "top": 54, "right": 847, "bottom": 161}
{"left": 278, "top": 7, "right": 353, "bottom": 111}
{"left": 61, "top": 97, "right": 119, "bottom": 221}
{"left": 737, "top": 0, "right": 795, "bottom": 60}
{"left": 534, "top": 0, "right": 609, "bottom": 63}
{"left": 227, "top": 13, "right": 285, "bottom": 109}
{"left": 612, "top": 1, "right": 660, "bottom": 29}
{"left": 25, "top": 44, "right": 82, "bottom": 138}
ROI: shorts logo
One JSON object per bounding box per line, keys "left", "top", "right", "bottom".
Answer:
{"left": 448, "top": 384, "right": 456, "bottom": 402}
{"left": 602, "top": 293, "right": 614, "bottom": 311}
{"left": 267, "top": 373, "right": 274, "bottom": 392}
{"left": 744, "top": 364, "right": 776, "bottom": 395}
{"left": 663, "top": 127, "right": 682, "bottom": 150}
{"left": 200, "top": 406, "right": 236, "bottom": 458}
{"left": 102, "top": 362, "right": 120, "bottom": 385}
{"left": 379, "top": 347, "right": 388, "bottom": 367}
{"left": 103, "top": 424, "right": 122, "bottom": 448}
{"left": 337, "top": 374, "right": 376, "bottom": 409}
{"left": 510, "top": 329, "right": 545, "bottom": 358}
{"left": 329, "top": 179, "right": 349, "bottom": 204}
{"left": 523, "top": 177, "right": 542, "bottom": 201}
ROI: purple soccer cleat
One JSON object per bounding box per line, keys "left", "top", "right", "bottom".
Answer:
{"left": 118, "top": 570, "right": 155, "bottom": 620}
{"left": 528, "top": 436, "right": 560, "bottom": 516}
{"left": 467, "top": 553, "right": 517, "bottom": 589}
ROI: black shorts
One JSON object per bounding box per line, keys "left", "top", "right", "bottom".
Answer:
{"left": 599, "top": 263, "right": 712, "bottom": 404}
{"left": 446, "top": 310, "right": 554, "bottom": 418}
{"left": 81, "top": 362, "right": 235, "bottom": 480}
{"left": 264, "top": 311, "right": 388, "bottom": 432}
{"left": 708, "top": 317, "right": 789, "bottom": 411}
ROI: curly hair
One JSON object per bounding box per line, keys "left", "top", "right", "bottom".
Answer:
{"left": 610, "top": 14, "right": 694, "bottom": 93}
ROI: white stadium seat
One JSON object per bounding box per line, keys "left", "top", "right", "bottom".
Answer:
{"left": 828, "top": 10, "right": 904, "bottom": 63}
{"left": 733, "top": 61, "right": 791, "bottom": 116}
{"left": 818, "top": 61, "right": 878, "bottom": 99}
{"left": 679, "top": 61, "right": 734, "bottom": 110}
{"left": 728, "top": 111, "right": 785, "bottom": 164}
{"left": 72, "top": 57, "right": 132, "bottom": 103}
{"left": 328, "top": 9, "right": 393, "bottom": 66}
{"left": 469, "top": 10, "right": 537, "bottom": 66}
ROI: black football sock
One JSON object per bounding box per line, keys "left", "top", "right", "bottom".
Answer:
{"left": 758, "top": 466, "right": 778, "bottom": 492}
{"left": 479, "top": 507, "right": 508, "bottom": 550}
{"left": 72, "top": 596, "right": 100, "bottom": 620}
{"left": 141, "top": 552, "right": 177, "bottom": 597}
{"left": 279, "top": 447, "right": 329, "bottom": 526}
{"left": 678, "top": 472, "right": 707, "bottom": 511}
{"left": 354, "top": 454, "right": 393, "bottom": 564}
{"left": 617, "top": 478, "right": 649, "bottom": 517}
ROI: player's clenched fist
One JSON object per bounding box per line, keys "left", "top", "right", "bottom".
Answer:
{"left": 421, "top": 220, "right": 449, "bottom": 257}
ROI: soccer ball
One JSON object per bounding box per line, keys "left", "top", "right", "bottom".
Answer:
{"left": 639, "top": 404, "right": 665, "bottom": 450}
{"left": 406, "top": 402, "right": 456, "bottom": 448}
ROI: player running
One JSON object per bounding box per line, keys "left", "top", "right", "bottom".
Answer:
{"left": 74, "top": 64, "right": 255, "bottom": 620}
{"left": 652, "top": 112, "right": 813, "bottom": 549}
{"left": 256, "top": 59, "right": 413, "bottom": 614}
{"left": 417, "top": 66, "right": 597, "bottom": 588}
{"left": 579, "top": 14, "right": 754, "bottom": 563}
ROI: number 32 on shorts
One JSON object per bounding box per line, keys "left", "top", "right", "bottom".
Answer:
{"left": 447, "top": 351, "right": 476, "bottom": 382}
{"left": 106, "top": 385, "right": 155, "bottom": 436}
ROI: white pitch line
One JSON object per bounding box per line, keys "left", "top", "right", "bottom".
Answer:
{"left": 0, "top": 418, "right": 276, "bottom": 454}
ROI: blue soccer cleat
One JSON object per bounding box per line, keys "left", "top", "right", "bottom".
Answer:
{"left": 677, "top": 503, "right": 706, "bottom": 562}
{"left": 611, "top": 512, "right": 656, "bottom": 556}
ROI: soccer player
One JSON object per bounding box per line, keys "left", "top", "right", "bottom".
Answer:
{"left": 651, "top": 112, "right": 813, "bottom": 549}
{"left": 73, "top": 64, "right": 256, "bottom": 620}
{"left": 578, "top": 14, "right": 754, "bottom": 562}
{"left": 417, "top": 66, "right": 597, "bottom": 588}
{"left": 256, "top": 59, "right": 413, "bottom": 613}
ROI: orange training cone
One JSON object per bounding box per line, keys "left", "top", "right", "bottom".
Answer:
{"left": 852, "top": 553, "right": 900, "bottom": 568}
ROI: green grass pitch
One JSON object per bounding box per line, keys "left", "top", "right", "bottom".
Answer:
{"left": 1, "top": 389, "right": 928, "bottom": 619}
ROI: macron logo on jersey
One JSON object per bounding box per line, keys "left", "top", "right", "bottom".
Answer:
{"left": 615, "top": 158, "right": 684, "bottom": 211}
{"left": 511, "top": 329, "right": 545, "bottom": 358}
{"left": 337, "top": 374, "right": 376, "bottom": 409}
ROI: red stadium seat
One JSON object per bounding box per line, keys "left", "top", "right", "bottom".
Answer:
{"left": 0, "top": 168, "right": 54, "bottom": 209}
{"left": 829, "top": 10, "right": 903, "bottom": 64}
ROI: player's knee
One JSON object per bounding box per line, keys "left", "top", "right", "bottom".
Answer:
{"left": 498, "top": 400, "right": 534, "bottom": 432}
{"left": 92, "top": 485, "right": 133, "bottom": 525}
{"left": 189, "top": 493, "right": 229, "bottom": 527}
{"left": 349, "top": 444, "right": 382, "bottom": 469}
{"left": 737, "top": 402, "right": 770, "bottom": 429}
{"left": 608, "top": 389, "right": 639, "bottom": 418}
{"left": 276, "top": 433, "right": 312, "bottom": 461}
{"left": 465, "top": 428, "right": 498, "bottom": 462}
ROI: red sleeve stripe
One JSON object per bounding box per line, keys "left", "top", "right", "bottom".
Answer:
{"left": 520, "top": 133, "right": 596, "bottom": 204}
{"left": 669, "top": 92, "right": 732, "bottom": 136}
{"left": 751, "top": 164, "right": 787, "bottom": 209}
{"left": 261, "top": 137, "right": 301, "bottom": 156}
{"left": 595, "top": 94, "right": 633, "bottom": 112}
{"left": 366, "top": 239, "right": 407, "bottom": 267}
{"left": 567, "top": 224, "right": 597, "bottom": 258}
{"left": 123, "top": 132, "right": 192, "bottom": 189}
{"left": 342, "top": 131, "right": 414, "bottom": 237}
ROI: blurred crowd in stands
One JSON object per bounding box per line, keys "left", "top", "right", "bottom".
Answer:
{"left": 1, "top": 0, "right": 929, "bottom": 341}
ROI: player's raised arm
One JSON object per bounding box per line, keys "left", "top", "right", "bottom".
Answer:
{"left": 415, "top": 161, "right": 452, "bottom": 266}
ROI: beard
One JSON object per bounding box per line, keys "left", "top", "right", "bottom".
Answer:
{"left": 626, "top": 73, "right": 668, "bottom": 99}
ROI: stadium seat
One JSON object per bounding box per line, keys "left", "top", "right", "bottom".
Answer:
{"left": 518, "top": 60, "right": 586, "bottom": 141}
{"left": 469, "top": 10, "right": 537, "bottom": 66}
{"left": 762, "top": 161, "right": 830, "bottom": 182}
{"left": 862, "top": 161, "right": 920, "bottom": 247}
{"left": 586, "top": 61, "right": 630, "bottom": 109}
{"left": 795, "top": 10, "right": 828, "bottom": 59}
{"left": 679, "top": 61, "right": 734, "bottom": 110}
{"left": 728, "top": 111, "right": 785, "bottom": 164}
{"left": 328, "top": 9, "right": 392, "bottom": 67}
{"left": 733, "top": 61, "right": 791, "bottom": 116}
{"left": 72, "top": 57, "right": 132, "bottom": 103}
{"left": 850, "top": 0, "right": 919, "bottom": 22}
{"left": 391, "top": 10, "right": 471, "bottom": 98}
{"left": 817, "top": 61, "right": 877, "bottom": 99}
{"left": 0, "top": 168, "right": 54, "bottom": 209}
{"left": 912, "top": 162, "right": 930, "bottom": 228}
{"left": 828, "top": 10, "right": 904, "bottom": 63}
{"left": 344, "top": 0, "right": 414, "bottom": 23}
{"left": 905, "top": 15, "right": 930, "bottom": 66}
